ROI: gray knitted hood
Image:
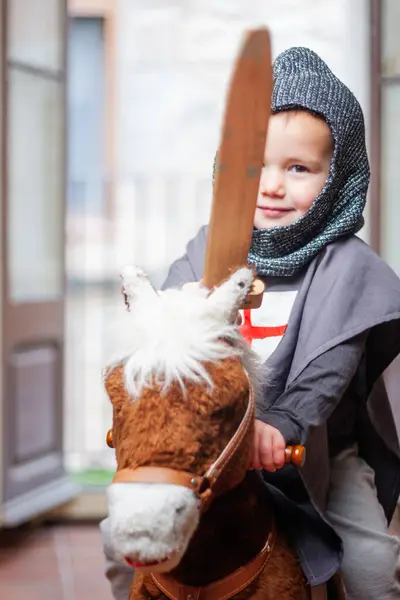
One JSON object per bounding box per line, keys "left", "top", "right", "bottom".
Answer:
{"left": 247, "top": 46, "right": 370, "bottom": 276}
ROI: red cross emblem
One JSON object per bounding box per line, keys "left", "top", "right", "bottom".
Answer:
{"left": 240, "top": 309, "right": 287, "bottom": 344}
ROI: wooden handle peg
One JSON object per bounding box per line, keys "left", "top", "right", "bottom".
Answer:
{"left": 285, "top": 445, "right": 306, "bottom": 468}
{"left": 106, "top": 429, "right": 114, "bottom": 449}
{"left": 241, "top": 278, "right": 265, "bottom": 309}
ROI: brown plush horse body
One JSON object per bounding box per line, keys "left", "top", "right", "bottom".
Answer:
{"left": 103, "top": 266, "right": 338, "bottom": 600}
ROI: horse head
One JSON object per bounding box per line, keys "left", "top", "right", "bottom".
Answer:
{"left": 103, "top": 266, "right": 261, "bottom": 573}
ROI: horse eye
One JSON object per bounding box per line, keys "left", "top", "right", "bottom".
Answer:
{"left": 212, "top": 406, "right": 232, "bottom": 419}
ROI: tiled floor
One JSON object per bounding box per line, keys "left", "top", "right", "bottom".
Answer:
{"left": 0, "top": 521, "right": 119, "bottom": 600}
{"left": 0, "top": 512, "right": 399, "bottom": 600}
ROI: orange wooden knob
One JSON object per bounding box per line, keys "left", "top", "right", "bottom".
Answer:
{"left": 106, "top": 429, "right": 114, "bottom": 448}
{"left": 284, "top": 445, "right": 306, "bottom": 468}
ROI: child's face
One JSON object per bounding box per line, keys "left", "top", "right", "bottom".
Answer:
{"left": 254, "top": 111, "right": 333, "bottom": 229}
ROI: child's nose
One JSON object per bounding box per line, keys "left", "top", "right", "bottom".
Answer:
{"left": 259, "top": 166, "right": 284, "bottom": 198}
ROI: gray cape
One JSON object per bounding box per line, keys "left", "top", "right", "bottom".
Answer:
{"left": 162, "top": 227, "right": 400, "bottom": 583}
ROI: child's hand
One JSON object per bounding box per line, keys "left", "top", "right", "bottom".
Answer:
{"left": 251, "top": 419, "right": 286, "bottom": 472}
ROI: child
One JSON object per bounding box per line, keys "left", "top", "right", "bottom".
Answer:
{"left": 101, "top": 47, "right": 400, "bottom": 599}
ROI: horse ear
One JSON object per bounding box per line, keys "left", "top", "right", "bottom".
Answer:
{"left": 207, "top": 267, "right": 254, "bottom": 319}
{"left": 120, "top": 266, "right": 158, "bottom": 309}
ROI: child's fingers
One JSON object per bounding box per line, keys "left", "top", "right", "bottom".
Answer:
{"left": 250, "top": 428, "right": 262, "bottom": 470}
{"left": 258, "top": 431, "right": 276, "bottom": 472}
{"left": 251, "top": 451, "right": 261, "bottom": 471}
{"left": 271, "top": 430, "right": 286, "bottom": 469}
{"left": 250, "top": 421, "right": 286, "bottom": 472}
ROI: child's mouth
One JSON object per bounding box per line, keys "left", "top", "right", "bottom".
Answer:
{"left": 258, "top": 206, "right": 292, "bottom": 218}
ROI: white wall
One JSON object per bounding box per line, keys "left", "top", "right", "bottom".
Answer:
{"left": 113, "top": 0, "right": 371, "bottom": 284}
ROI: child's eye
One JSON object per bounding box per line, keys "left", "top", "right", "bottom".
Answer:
{"left": 289, "top": 165, "right": 308, "bottom": 173}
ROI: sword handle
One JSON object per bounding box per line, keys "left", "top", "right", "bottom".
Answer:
{"left": 241, "top": 278, "right": 265, "bottom": 309}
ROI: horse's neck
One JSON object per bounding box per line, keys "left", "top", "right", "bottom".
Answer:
{"left": 171, "top": 471, "right": 273, "bottom": 586}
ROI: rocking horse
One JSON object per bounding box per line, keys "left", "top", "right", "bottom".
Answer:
{"left": 105, "top": 265, "right": 309, "bottom": 600}
{"left": 104, "top": 265, "right": 345, "bottom": 600}
{"left": 103, "top": 27, "right": 346, "bottom": 600}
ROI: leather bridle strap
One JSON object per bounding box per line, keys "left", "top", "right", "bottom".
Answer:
{"left": 112, "top": 380, "right": 255, "bottom": 513}
{"left": 151, "top": 522, "right": 275, "bottom": 600}
{"left": 204, "top": 382, "right": 254, "bottom": 488}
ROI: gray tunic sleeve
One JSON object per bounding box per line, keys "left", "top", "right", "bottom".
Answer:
{"left": 256, "top": 330, "right": 369, "bottom": 446}
{"left": 161, "top": 225, "right": 207, "bottom": 289}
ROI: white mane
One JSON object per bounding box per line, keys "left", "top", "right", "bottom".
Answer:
{"left": 105, "top": 267, "right": 263, "bottom": 399}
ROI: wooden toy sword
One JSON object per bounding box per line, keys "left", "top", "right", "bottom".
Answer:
{"left": 203, "top": 28, "right": 272, "bottom": 309}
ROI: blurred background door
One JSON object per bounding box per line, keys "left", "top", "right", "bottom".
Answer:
{"left": 0, "top": 0, "right": 79, "bottom": 526}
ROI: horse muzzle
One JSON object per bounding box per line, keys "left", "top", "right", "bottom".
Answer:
{"left": 106, "top": 480, "right": 200, "bottom": 573}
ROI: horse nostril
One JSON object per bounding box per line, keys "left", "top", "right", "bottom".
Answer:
{"left": 175, "top": 504, "right": 185, "bottom": 515}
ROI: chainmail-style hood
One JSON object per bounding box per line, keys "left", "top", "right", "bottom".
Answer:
{"left": 246, "top": 47, "right": 370, "bottom": 276}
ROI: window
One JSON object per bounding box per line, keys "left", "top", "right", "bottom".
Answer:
{"left": 6, "top": 0, "right": 65, "bottom": 302}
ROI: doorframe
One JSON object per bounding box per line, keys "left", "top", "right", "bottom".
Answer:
{"left": 0, "top": 0, "right": 5, "bottom": 510}
{"left": 369, "top": 0, "right": 382, "bottom": 254}
{"left": 0, "top": 0, "right": 81, "bottom": 527}
{"left": 369, "top": 0, "right": 400, "bottom": 463}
